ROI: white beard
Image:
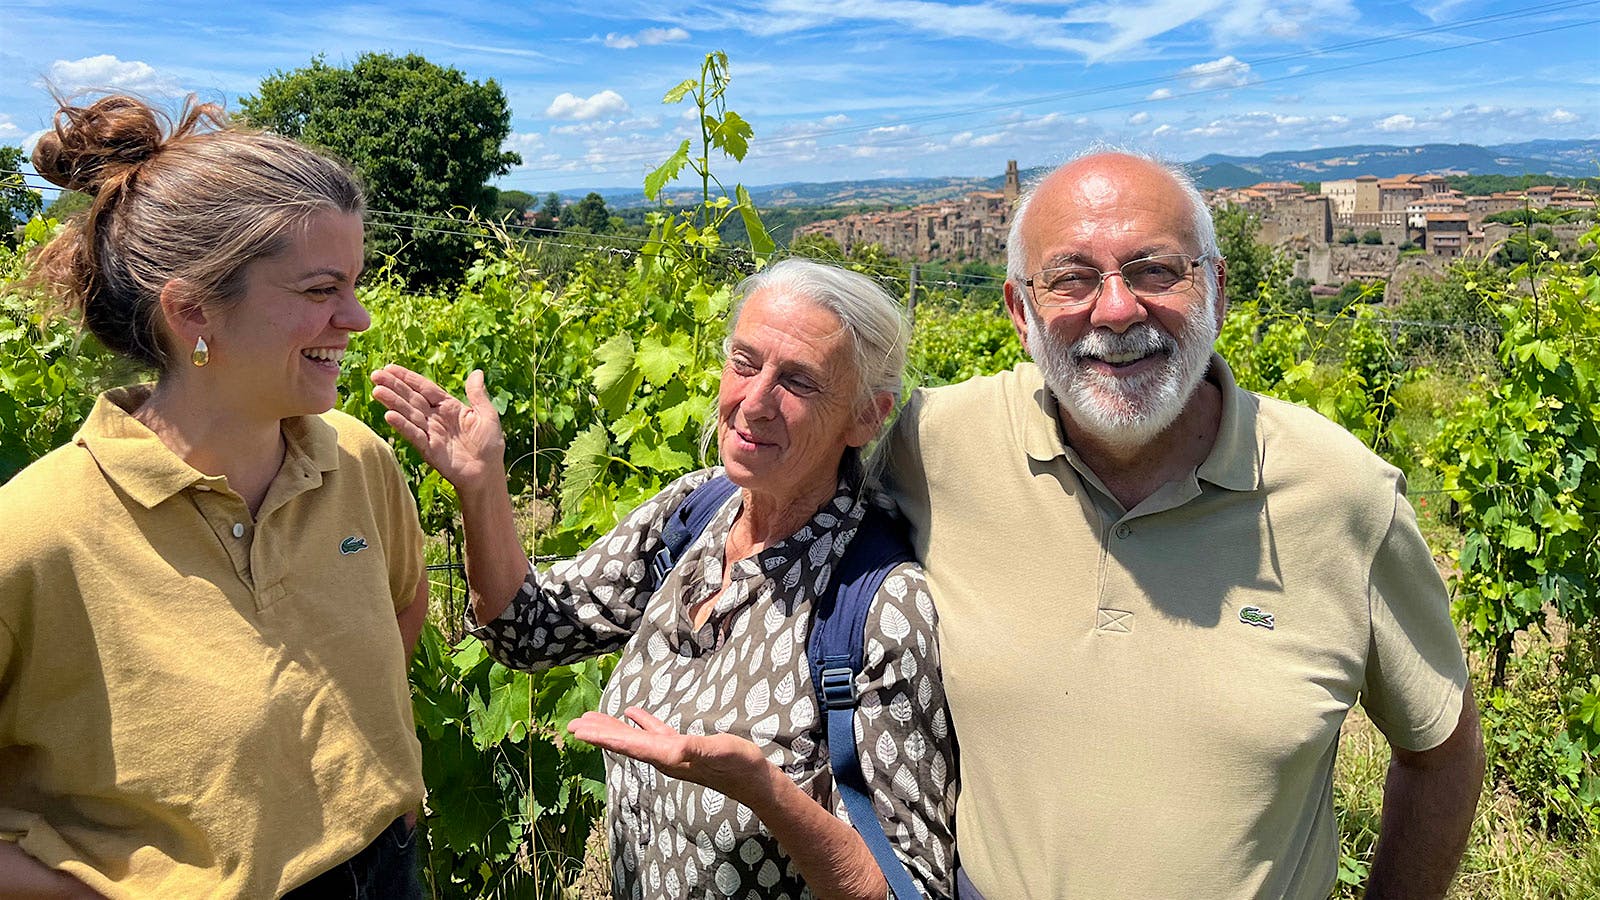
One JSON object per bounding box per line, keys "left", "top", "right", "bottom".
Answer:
{"left": 1024, "top": 295, "right": 1219, "bottom": 453}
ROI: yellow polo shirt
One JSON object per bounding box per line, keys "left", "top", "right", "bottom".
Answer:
{"left": 884, "top": 357, "right": 1467, "bottom": 900}
{"left": 0, "top": 386, "right": 425, "bottom": 899}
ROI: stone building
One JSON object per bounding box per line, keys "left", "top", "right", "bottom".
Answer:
{"left": 1425, "top": 213, "right": 1470, "bottom": 259}
{"left": 796, "top": 161, "right": 1021, "bottom": 263}
{"left": 1259, "top": 195, "right": 1333, "bottom": 247}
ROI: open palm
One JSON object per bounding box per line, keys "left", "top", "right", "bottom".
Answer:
{"left": 371, "top": 365, "right": 506, "bottom": 490}
{"left": 567, "top": 707, "right": 774, "bottom": 802}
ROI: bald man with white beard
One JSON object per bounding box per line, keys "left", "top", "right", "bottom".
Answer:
{"left": 883, "top": 151, "right": 1483, "bottom": 900}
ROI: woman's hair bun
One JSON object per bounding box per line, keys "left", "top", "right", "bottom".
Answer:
{"left": 31, "top": 96, "right": 171, "bottom": 196}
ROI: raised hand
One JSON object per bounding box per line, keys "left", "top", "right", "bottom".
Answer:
{"left": 371, "top": 365, "right": 506, "bottom": 492}
{"left": 567, "top": 707, "right": 779, "bottom": 806}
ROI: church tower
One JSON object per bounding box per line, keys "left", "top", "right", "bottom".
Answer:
{"left": 1004, "top": 160, "right": 1020, "bottom": 205}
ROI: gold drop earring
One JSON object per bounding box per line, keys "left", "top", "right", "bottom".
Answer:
{"left": 192, "top": 335, "right": 210, "bottom": 367}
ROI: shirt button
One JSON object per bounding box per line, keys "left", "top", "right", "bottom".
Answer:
{"left": 1115, "top": 523, "right": 1132, "bottom": 539}
{"left": 194, "top": 484, "right": 211, "bottom": 492}
{"left": 232, "top": 523, "right": 245, "bottom": 538}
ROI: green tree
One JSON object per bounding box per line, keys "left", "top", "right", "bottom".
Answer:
{"left": 527, "top": 192, "right": 561, "bottom": 232}
{"left": 1, "top": 147, "right": 43, "bottom": 245}
{"left": 240, "top": 53, "right": 521, "bottom": 286}
{"left": 492, "top": 189, "right": 535, "bottom": 222}
{"left": 44, "top": 190, "right": 91, "bottom": 221}
{"left": 1321, "top": 279, "right": 1380, "bottom": 313}
{"left": 787, "top": 233, "right": 844, "bottom": 260}
{"left": 569, "top": 192, "right": 611, "bottom": 233}
{"left": 1496, "top": 226, "right": 1558, "bottom": 267}
{"left": 1212, "top": 203, "right": 1280, "bottom": 308}
{"left": 1360, "top": 229, "right": 1383, "bottom": 245}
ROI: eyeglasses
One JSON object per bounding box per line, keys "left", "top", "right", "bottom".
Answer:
{"left": 1024, "top": 253, "right": 1211, "bottom": 308}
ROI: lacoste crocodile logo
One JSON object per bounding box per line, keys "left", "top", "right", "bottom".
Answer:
{"left": 340, "top": 536, "right": 369, "bottom": 555}
{"left": 1239, "top": 606, "right": 1275, "bottom": 629}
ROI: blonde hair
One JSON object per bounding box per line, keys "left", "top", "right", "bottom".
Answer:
{"left": 28, "top": 94, "right": 364, "bottom": 370}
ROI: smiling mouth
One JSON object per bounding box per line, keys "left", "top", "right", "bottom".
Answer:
{"left": 1084, "top": 348, "right": 1163, "bottom": 368}
{"left": 733, "top": 428, "right": 776, "bottom": 448}
{"left": 1072, "top": 325, "right": 1175, "bottom": 371}
{"left": 303, "top": 348, "right": 346, "bottom": 366}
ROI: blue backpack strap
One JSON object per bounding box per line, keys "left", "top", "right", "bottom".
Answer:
{"left": 809, "top": 504, "right": 925, "bottom": 900}
{"left": 650, "top": 474, "right": 739, "bottom": 592}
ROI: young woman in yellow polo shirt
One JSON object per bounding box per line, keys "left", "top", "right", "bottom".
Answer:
{"left": 0, "top": 96, "right": 427, "bottom": 899}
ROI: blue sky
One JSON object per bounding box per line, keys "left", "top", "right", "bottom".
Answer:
{"left": 2, "top": 1, "right": 1595, "bottom": 194}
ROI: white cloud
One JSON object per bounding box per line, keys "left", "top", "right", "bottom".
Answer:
{"left": 1165, "top": 111, "right": 1351, "bottom": 142}
{"left": 1181, "top": 56, "right": 1252, "bottom": 90}
{"left": 46, "top": 55, "right": 175, "bottom": 95}
{"left": 622, "top": 0, "right": 1353, "bottom": 64}
{"left": 548, "top": 115, "right": 660, "bottom": 136}
{"left": 774, "top": 114, "right": 853, "bottom": 139}
{"left": 1147, "top": 88, "right": 1173, "bottom": 100}
{"left": 604, "top": 26, "right": 690, "bottom": 49}
{"left": 505, "top": 132, "right": 545, "bottom": 154}
{"left": 1545, "top": 108, "right": 1579, "bottom": 124}
{"left": 1151, "top": 124, "right": 1175, "bottom": 137}
{"left": 1376, "top": 114, "right": 1417, "bottom": 132}
{"left": 1127, "top": 111, "right": 1151, "bottom": 125}
{"left": 545, "top": 90, "right": 630, "bottom": 121}
{"left": 0, "top": 115, "right": 20, "bottom": 139}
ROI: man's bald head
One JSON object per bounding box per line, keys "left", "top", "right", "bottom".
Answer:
{"left": 1005, "top": 151, "right": 1219, "bottom": 292}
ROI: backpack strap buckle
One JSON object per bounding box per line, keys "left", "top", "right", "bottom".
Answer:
{"left": 819, "top": 665, "right": 856, "bottom": 710}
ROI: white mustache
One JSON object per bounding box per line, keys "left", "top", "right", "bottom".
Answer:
{"left": 1070, "top": 324, "right": 1175, "bottom": 362}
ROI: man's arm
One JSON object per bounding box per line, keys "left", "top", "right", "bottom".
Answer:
{"left": 1365, "top": 683, "right": 1484, "bottom": 900}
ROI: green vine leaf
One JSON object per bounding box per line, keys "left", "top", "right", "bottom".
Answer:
{"left": 662, "top": 78, "right": 697, "bottom": 104}
{"left": 709, "top": 110, "right": 752, "bottom": 161}
{"left": 737, "top": 185, "right": 775, "bottom": 258}
{"left": 644, "top": 139, "right": 691, "bottom": 200}
{"left": 592, "top": 334, "right": 642, "bottom": 418}
{"left": 559, "top": 423, "right": 611, "bottom": 516}
{"left": 637, "top": 331, "right": 695, "bottom": 386}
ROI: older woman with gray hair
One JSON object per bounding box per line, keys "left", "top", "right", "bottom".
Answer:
{"left": 372, "top": 258, "right": 956, "bottom": 900}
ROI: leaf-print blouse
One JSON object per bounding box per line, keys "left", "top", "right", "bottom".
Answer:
{"left": 468, "top": 467, "right": 957, "bottom": 899}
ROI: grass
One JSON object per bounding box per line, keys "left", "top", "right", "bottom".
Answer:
{"left": 1336, "top": 709, "right": 1600, "bottom": 900}
{"left": 1334, "top": 615, "right": 1600, "bottom": 900}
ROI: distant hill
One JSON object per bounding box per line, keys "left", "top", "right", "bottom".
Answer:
{"left": 1188, "top": 141, "right": 1600, "bottom": 188}
{"left": 558, "top": 139, "right": 1599, "bottom": 208}
{"left": 589, "top": 174, "right": 1019, "bottom": 210}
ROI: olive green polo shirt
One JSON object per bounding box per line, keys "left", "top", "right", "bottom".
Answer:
{"left": 0, "top": 387, "right": 424, "bottom": 898}
{"left": 884, "top": 357, "right": 1467, "bottom": 900}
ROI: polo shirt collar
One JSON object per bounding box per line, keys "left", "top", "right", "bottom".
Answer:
{"left": 1195, "top": 353, "right": 1263, "bottom": 493}
{"left": 1017, "top": 353, "right": 1262, "bottom": 493}
{"left": 1018, "top": 365, "right": 1070, "bottom": 464}
{"left": 75, "top": 386, "right": 341, "bottom": 509}
{"left": 283, "top": 410, "right": 341, "bottom": 475}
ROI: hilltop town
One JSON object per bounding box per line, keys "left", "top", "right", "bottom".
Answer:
{"left": 795, "top": 161, "right": 1597, "bottom": 298}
